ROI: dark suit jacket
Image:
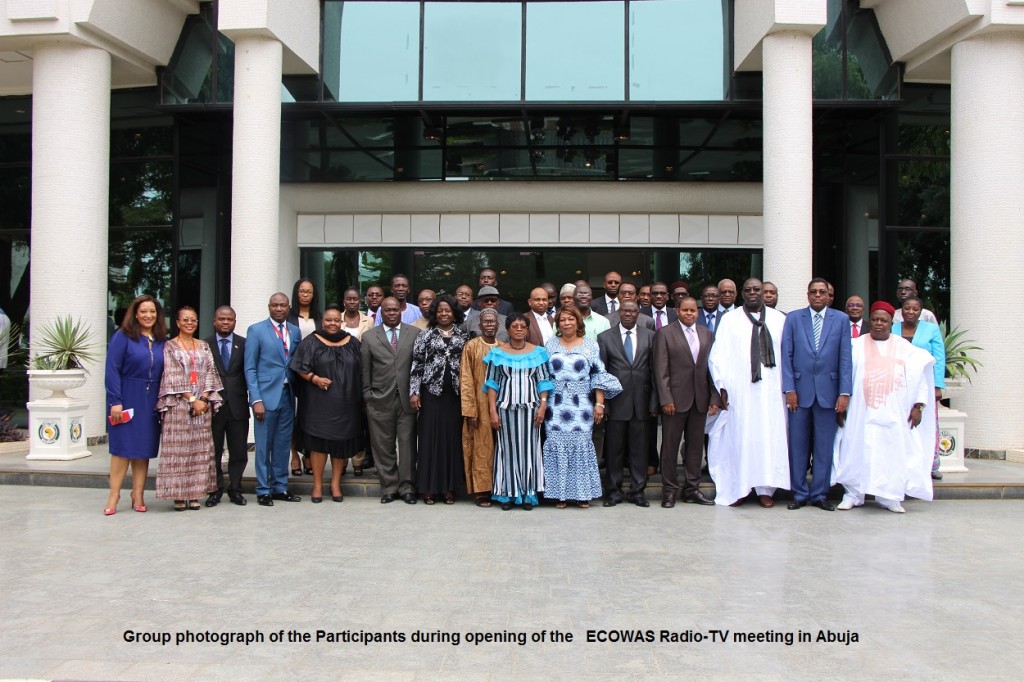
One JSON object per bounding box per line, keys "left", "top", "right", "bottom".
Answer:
{"left": 652, "top": 322, "right": 719, "bottom": 413}
{"left": 641, "top": 306, "right": 677, "bottom": 328}
{"left": 781, "top": 307, "right": 853, "bottom": 409}
{"left": 597, "top": 326, "right": 659, "bottom": 420}
{"left": 360, "top": 323, "right": 418, "bottom": 414}
{"left": 591, "top": 296, "right": 619, "bottom": 316}
{"left": 206, "top": 332, "right": 248, "bottom": 421}
{"left": 695, "top": 308, "right": 726, "bottom": 335}
{"left": 605, "top": 311, "right": 655, "bottom": 331}
{"left": 525, "top": 311, "right": 551, "bottom": 347}
{"left": 850, "top": 319, "right": 867, "bottom": 337}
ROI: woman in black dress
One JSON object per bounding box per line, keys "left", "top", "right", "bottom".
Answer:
{"left": 289, "top": 304, "right": 362, "bottom": 503}
{"left": 410, "top": 295, "right": 468, "bottom": 504}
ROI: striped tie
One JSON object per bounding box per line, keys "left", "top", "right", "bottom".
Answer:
{"left": 813, "top": 312, "right": 822, "bottom": 350}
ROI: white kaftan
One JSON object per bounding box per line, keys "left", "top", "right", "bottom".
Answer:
{"left": 707, "top": 306, "right": 790, "bottom": 506}
{"left": 832, "top": 335, "right": 936, "bottom": 503}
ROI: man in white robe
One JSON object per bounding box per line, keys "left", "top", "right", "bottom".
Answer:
{"left": 832, "top": 302, "right": 936, "bottom": 513}
{"left": 707, "top": 278, "right": 790, "bottom": 507}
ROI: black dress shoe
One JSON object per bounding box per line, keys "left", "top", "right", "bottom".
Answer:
{"left": 257, "top": 495, "right": 274, "bottom": 507}
{"left": 205, "top": 490, "right": 222, "bottom": 508}
{"left": 402, "top": 493, "right": 417, "bottom": 505}
{"left": 380, "top": 493, "right": 397, "bottom": 504}
{"left": 787, "top": 500, "right": 807, "bottom": 510}
{"left": 633, "top": 495, "right": 650, "bottom": 508}
{"left": 681, "top": 491, "right": 715, "bottom": 506}
{"left": 501, "top": 502, "right": 514, "bottom": 511}
{"left": 271, "top": 492, "right": 301, "bottom": 502}
{"left": 227, "top": 492, "right": 247, "bottom": 506}
{"left": 812, "top": 499, "right": 835, "bottom": 512}
{"left": 661, "top": 497, "right": 676, "bottom": 508}
{"left": 311, "top": 496, "right": 322, "bottom": 504}
{"left": 602, "top": 497, "right": 620, "bottom": 507}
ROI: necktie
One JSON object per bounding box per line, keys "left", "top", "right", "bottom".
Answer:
{"left": 389, "top": 328, "right": 399, "bottom": 352}
{"left": 219, "top": 338, "right": 230, "bottom": 367}
{"left": 278, "top": 323, "right": 289, "bottom": 356}
{"left": 656, "top": 310, "right": 664, "bottom": 329}
{"left": 706, "top": 312, "right": 715, "bottom": 333}
{"left": 610, "top": 299, "right": 617, "bottom": 314}
{"left": 685, "top": 326, "right": 699, "bottom": 362}
{"left": 623, "top": 330, "right": 633, "bottom": 364}
{"left": 813, "top": 312, "right": 822, "bottom": 350}
{"left": 852, "top": 322, "right": 860, "bottom": 338}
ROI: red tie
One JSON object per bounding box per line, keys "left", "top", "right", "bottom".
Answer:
{"left": 851, "top": 322, "right": 860, "bottom": 338}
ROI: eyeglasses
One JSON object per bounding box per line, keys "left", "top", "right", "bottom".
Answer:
{"left": 179, "top": 318, "right": 198, "bottom": 324}
{"left": 481, "top": 298, "right": 498, "bottom": 303}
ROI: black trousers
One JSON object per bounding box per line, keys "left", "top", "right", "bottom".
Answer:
{"left": 604, "top": 417, "right": 648, "bottom": 497}
{"left": 212, "top": 410, "right": 249, "bottom": 493}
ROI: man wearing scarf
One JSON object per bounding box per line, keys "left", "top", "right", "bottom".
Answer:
{"left": 832, "top": 301, "right": 936, "bottom": 513}
{"left": 707, "top": 278, "right": 790, "bottom": 507}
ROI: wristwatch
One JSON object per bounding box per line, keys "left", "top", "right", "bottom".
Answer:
{"left": 188, "top": 395, "right": 197, "bottom": 404}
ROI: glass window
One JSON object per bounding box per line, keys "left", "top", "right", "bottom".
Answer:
{"left": 629, "top": 0, "right": 727, "bottom": 101}
{"left": 108, "top": 228, "right": 173, "bottom": 317}
{"left": 334, "top": 1, "right": 420, "bottom": 102}
{"left": 893, "top": 160, "right": 949, "bottom": 229}
{"left": 110, "top": 161, "right": 173, "bottom": 228}
{"left": 526, "top": 1, "right": 625, "bottom": 101}
{"left": 424, "top": 2, "right": 522, "bottom": 101}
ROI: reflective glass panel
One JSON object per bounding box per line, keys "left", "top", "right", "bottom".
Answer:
{"left": 526, "top": 1, "right": 625, "bottom": 101}
{"left": 285, "top": 150, "right": 443, "bottom": 182}
{"left": 629, "top": 0, "right": 727, "bottom": 101}
{"left": 846, "top": 10, "right": 897, "bottom": 100}
{"left": 108, "top": 228, "right": 173, "bottom": 315}
{"left": 335, "top": 1, "right": 420, "bottom": 102}
{"left": 423, "top": 2, "right": 521, "bottom": 101}
{"left": 110, "top": 161, "right": 173, "bottom": 228}
{"left": 894, "top": 160, "right": 949, "bottom": 229}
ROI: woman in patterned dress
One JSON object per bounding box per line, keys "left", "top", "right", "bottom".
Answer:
{"left": 543, "top": 306, "right": 622, "bottom": 508}
{"left": 410, "top": 295, "right": 469, "bottom": 504}
{"left": 155, "top": 306, "right": 223, "bottom": 511}
{"left": 485, "top": 313, "right": 553, "bottom": 511}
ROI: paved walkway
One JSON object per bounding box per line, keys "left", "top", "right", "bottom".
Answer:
{"left": 1, "top": 486, "right": 1021, "bottom": 680}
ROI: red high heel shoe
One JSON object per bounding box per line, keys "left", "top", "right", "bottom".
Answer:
{"left": 104, "top": 496, "right": 120, "bottom": 516}
{"left": 131, "top": 494, "right": 147, "bottom": 513}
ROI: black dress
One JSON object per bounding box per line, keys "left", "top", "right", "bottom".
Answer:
{"left": 416, "top": 337, "right": 465, "bottom": 495}
{"left": 290, "top": 335, "right": 363, "bottom": 459}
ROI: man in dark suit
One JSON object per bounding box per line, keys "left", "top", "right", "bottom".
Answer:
{"left": 469, "top": 268, "right": 515, "bottom": 316}
{"left": 244, "top": 292, "right": 303, "bottom": 506}
{"left": 781, "top": 277, "right": 853, "bottom": 511}
{"left": 641, "top": 281, "right": 676, "bottom": 331}
{"left": 845, "top": 295, "right": 867, "bottom": 337}
{"left": 361, "top": 297, "right": 419, "bottom": 504}
{"left": 591, "top": 271, "right": 621, "bottom": 316}
{"left": 654, "top": 296, "right": 720, "bottom": 507}
{"left": 597, "top": 301, "right": 658, "bottom": 507}
{"left": 205, "top": 306, "right": 249, "bottom": 507}
{"left": 605, "top": 282, "right": 655, "bottom": 331}
{"left": 695, "top": 285, "right": 726, "bottom": 335}
{"left": 525, "top": 286, "right": 554, "bottom": 347}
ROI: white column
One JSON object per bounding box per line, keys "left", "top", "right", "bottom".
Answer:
{"left": 950, "top": 33, "right": 1024, "bottom": 452}
{"left": 30, "top": 43, "right": 111, "bottom": 441}
{"left": 230, "top": 35, "right": 283, "bottom": 328}
{"left": 761, "top": 31, "right": 814, "bottom": 299}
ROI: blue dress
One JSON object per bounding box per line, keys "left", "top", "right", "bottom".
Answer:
{"left": 542, "top": 337, "right": 622, "bottom": 501}
{"left": 105, "top": 330, "right": 165, "bottom": 459}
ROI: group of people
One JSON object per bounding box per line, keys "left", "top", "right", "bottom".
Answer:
{"left": 101, "top": 268, "right": 944, "bottom": 515}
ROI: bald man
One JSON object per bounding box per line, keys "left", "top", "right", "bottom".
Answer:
{"left": 525, "top": 287, "right": 554, "bottom": 346}
{"left": 592, "top": 271, "right": 622, "bottom": 315}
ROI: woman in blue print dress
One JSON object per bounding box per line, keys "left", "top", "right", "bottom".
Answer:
{"left": 104, "top": 295, "right": 167, "bottom": 515}
{"left": 543, "top": 306, "right": 622, "bottom": 508}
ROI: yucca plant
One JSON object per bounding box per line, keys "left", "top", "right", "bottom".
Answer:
{"left": 30, "top": 316, "right": 101, "bottom": 371}
{"left": 940, "top": 321, "right": 982, "bottom": 382}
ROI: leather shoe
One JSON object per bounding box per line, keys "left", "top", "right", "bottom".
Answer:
{"left": 271, "top": 492, "right": 301, "bottom": 502}
{"left": 812, "top": 499, "right": 835, "bottom": 512}
{"left": 632, "top": 495, "right": 650, "bottom": 508}
{"left": 402, "top": 493, "right": 417, "bottom": 505}
{"left": 758, "top": 495, "right": 775, "bottom": 508}
{"left": 256, "top": 494, "right": 274, "bottom": 507}
{"left": 227, "top": 492, "right": 247, "bottom": 506}
{"left": 661, "top": 496, "right": 676, "bottom": 508}
{"left": 602, "top": 495, "right": 622, "bottom": 507}
{"left": 681, "top": 491, "right": 715, "bottom": 506}
{"left": 381, "top": 493, "right": 397, "bottom": 504}
{"left": 205, "top": 490, "right": 223, "bottom": 508}
{"left": 787, "top": 500, "right": 807, "bottom": 510}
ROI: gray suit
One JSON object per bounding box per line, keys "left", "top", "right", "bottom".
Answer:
{"left": 597, "top": 324, "right": 659, "bottom": 499}
{"left": 462, "top": 310, "right": 509, "bottom": 342}
{"left": 361, "top": 323, "right": 419, "bottom": 495}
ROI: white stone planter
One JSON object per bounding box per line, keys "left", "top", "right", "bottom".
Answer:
{"left": 937, "top": 377, "right": 971, "bottom": 474}
{"left": 26, "top": 369, "right": 90, "bottom": 461}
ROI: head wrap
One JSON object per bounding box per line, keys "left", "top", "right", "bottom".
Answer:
{"left": 870, "top": 301, "right": 896, "bottom": 318}
{"left": 478, "top": 308, "right": 499, "bottom": 321}
{"left": 559, "top": 283, "right": 577, "bottom": 296}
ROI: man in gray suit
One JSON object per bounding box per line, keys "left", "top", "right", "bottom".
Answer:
{"left": 361, "top": 297, "right": 419, "bottom": 504}
{"left": 597, "top": 301, "right": 659, "bottom": 508}
{"left": 654, "top": 296, "right": 720, "bottom": 507}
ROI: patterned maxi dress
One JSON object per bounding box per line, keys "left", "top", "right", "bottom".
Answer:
{"left": 542, "top": 337, "right": 622, "bottom": 501}
{"left": 483, "top": 345, "right": 554, "bottom": 506}
{"left": 155, "top": 338, "right": 223, "bottom": 500}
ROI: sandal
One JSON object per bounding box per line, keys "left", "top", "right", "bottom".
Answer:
{"left": 174, "top": 500, "right": 186, "bottom": 512}
{"left": 302, "top": 456, "right": 313, "bottom": 476}
{"left": 577, "top": 501, "right": 590, "bottom": 509}
{"left": 187, "top": 499, "right": 201, "bottom": 510}
{"left": 474, "top": 497, "right": 492, "bottom": 508}
{"left": 555, "top": 501, "right": 567, "bottom": 509}
{"left": 291, "top": 468, "right": 302, "bottom": 477}
{"left": 424, "top": 496, "right": 436, "bottom": 505}
{"left": 353, "top": 465, "right": 363, "bottom": 477}
{"left": 444, "top": 493, "right": 455, "bottom": 505}
{"left": 130, "top": 494, "right": 147, "bottom": 513}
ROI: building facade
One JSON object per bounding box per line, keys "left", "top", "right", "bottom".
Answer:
{"left": 0, "top": 0, "right": 1021, "bottom": 455}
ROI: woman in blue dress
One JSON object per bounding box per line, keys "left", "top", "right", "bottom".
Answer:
{"left": 104, "top": 294, "right": 167, "bottom": 515}
{"left": 543, "top": 306, "right": 622, "bottom": 508}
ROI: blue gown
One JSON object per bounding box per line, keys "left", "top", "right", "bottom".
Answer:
{"left": 542, "top": 337, "right": 622, "bottom": 501}
{"left": 105, "top": 330, "right": 165, "bottom": 459}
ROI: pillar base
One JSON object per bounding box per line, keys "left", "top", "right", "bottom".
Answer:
{"left": 26, "top": 397, "right": 90, "bottom": 461}
{"left": 938, "top": 406, "right": 969, "bottom": 473}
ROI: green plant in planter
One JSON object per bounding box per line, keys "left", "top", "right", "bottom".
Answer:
{"left": 29, "top": 316, "right": 101, "bottom": 371}
{"left": 940, "top": 322, "right": 982, "bottom": 382}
